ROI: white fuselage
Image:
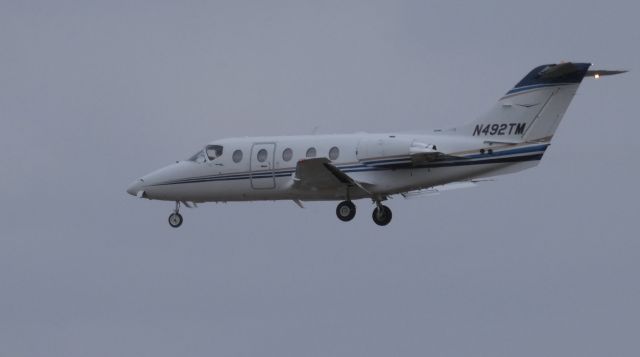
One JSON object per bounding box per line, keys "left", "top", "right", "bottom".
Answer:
{"left": 126, "top": 132, "right": 548, "bottom": 203}
{"left": 125, "top": 62, "right": 623, "bottom": 227}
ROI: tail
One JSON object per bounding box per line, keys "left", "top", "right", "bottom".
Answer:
{"left": 453, "top": 62, "right": 592, "bottom": 143}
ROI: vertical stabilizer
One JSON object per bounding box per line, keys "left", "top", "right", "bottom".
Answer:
{"left": 451, "top": 62, "right": 591, "bottom": 142}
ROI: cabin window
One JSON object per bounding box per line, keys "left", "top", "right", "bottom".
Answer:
{"left": 232, "top": 149, "right": 243, "bottom": 163}
{"left": 257, "top": 148, "right": 268, "bottom": 162}
{"left": 282, "top": 148, "right": 293, "bottom": 162}
{"left": 306, "top": 147, "right": 316, "bottom": 158}
{"left": 206, "top": 145, "right": 223, "bottom": 161}
{"left": 329, "top": 146, "right": 340, "bottom": 160}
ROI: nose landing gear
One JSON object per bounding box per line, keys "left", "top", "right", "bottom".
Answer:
{"left": 168, "top": 201, "right": 183, "bottom": 228}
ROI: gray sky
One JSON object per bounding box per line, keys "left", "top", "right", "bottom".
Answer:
{"left": 1, "top": 0, "right": 639, "bottom": 356}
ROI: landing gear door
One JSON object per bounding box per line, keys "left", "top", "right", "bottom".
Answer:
{"left": 250, "top": 143, "right": 276, "bottom": 189}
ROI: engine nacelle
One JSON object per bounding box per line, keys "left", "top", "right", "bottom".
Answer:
{"left": 356, "top": 136, "right": 438, "bottom": 162}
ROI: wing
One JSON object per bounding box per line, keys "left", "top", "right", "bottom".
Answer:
{"left": 293, "top": 158, "right": 372, "bottom": 194}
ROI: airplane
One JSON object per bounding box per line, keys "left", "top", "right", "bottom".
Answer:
{"left": 126, "top": 62, "right": 625, "bottom": 227}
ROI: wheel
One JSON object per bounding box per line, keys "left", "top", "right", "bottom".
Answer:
{"left": 168, "top": 212, "right": 183, "bottom": 228}
{"left": 336, "top": 200, "right": 356, "bottom": 222}
{"left": 372, "top": 205, "right": 392, "bottom": 226}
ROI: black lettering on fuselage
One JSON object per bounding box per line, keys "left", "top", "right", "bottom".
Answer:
{"left": 472, "top": 122, "right": 527, "bottom": 136}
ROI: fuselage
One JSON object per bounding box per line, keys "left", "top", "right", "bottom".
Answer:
{"left": 126, "top": 62, "right": 623, "bottom": 227}
{"left": 126, "top": 132, "right": 548, "bottom": 203}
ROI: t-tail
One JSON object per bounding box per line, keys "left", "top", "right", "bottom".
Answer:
{"left": 452, "top": 62, "right": 624, "bottom": 143}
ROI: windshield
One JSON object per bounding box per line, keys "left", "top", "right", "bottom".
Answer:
{"left": 187, "top": 145, "right": 224, "bottom": 163}
{"left": 188, "top": 150, "right": 206, "bottom": 163}
{"left": 206, "top": 145, "right": 223, "bottom": 161}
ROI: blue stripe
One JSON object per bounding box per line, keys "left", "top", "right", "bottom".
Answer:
{"left": 361, "top": 144, "right": 548, "bottom": 167}
{"left": 463, "top": 144, "right": 548, "bottom": 159}
{"left": 150, "top": 150, "right": 545, "bottom": 187}
{"left": 362, "top": 156, "right": 412, "bottom": 165}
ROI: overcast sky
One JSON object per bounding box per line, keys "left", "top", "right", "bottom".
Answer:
{"left": 1, "top": 0, "right": 639, "bottom": 356}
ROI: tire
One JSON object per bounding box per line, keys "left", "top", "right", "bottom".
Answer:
{"left": 372, "top": 205, "right": 392, "bottom": 226}
{"left": 168, "top": 212, "right": 183, "bottom": 228}
{"left": 336, "top": 201, "right": 356, "bottom": 222}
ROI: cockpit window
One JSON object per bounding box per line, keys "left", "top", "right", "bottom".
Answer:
{"left": 188, "top": 150, "right": 206, "bottom": 163}
{"left": 206, "top": 145, "right": 223, "bottom": 161}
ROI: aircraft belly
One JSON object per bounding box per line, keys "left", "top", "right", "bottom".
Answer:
{"left": 366, "top": 160, "right": 538, "bottom": 196}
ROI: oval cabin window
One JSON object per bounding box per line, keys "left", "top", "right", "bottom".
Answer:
{"left": 257, "top": 149, "right": 268, "bottom": 162}
{"left": 306, "top": 147, "right": 316, "bottom": 158}
{"left": 232, "top": 149, "right": 243, "bottom": 163}
{"left": 282, "top": 148, "right": 293, "bottom": 162}
{"left": 329, "top": 146, "right": 340, "bottom": 160}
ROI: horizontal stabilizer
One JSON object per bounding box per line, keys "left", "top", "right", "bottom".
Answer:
{"left": 585, "top": 69, "right": 628, "bottom": 78}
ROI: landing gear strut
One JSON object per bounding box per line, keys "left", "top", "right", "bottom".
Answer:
{"left": 372, "top": 202, "right": 392, "bottom": 226}
{"left": 168, "top": 201, "right": 183, "bottom": 228}
{"left": 336, "top": 200, "right": 356, "bottom": 222}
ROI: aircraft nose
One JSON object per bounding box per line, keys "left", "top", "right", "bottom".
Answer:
{"left": 126, "top": 179, "right": 144, "bottom": 196}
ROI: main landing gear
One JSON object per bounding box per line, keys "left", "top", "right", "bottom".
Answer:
{"left": 372, "top": 203, "right": 392, "bottom": 226}
{"left": 336, "top": 200, "right": 356, "bottom": 221}
{"left": 168, "top": 201, "right": 183, "bottom": 228}
{"left": 334, "top": 200, "right": 393, "bottom": 226}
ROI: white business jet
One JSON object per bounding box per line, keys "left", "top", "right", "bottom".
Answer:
{"left": 127, "top": 62, "right": 624, "bottom": 227}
